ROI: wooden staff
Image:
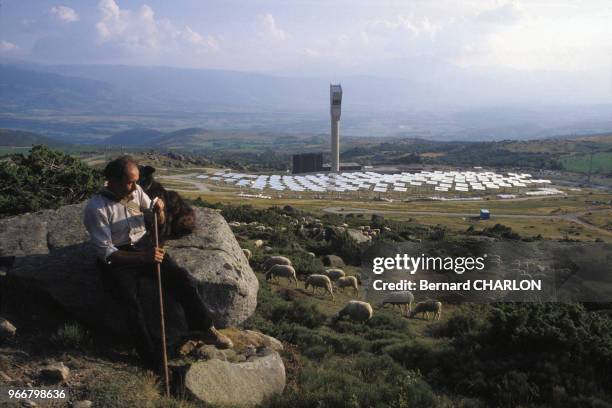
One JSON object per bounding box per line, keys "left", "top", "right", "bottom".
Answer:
{"left": 154, "top": 212, "right": 170, "bottom": 397}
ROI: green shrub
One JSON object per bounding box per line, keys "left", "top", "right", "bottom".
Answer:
{"left": 0, "top": 145, "right": 103, "bottom": 217}
{"left": 50, "top": 322, "right": 90, "bottom": 349}
{"left": 263, "top": 355, "right": 446, "bottom": 408}
{"left": 269, "top": 301, "right": 327, "bottom": 329}
{"left": 425, "top": 303, "right": 612, "bottom": 406}
{"left": 434, "top": 310, "right": 489, "bottom": 338}
{"left": 481, "top": 224, "right": 521, "bottom": 240}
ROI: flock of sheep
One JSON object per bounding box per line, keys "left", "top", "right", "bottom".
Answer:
{"left": 243, "top": 251, "right": 443, "bottom": 323}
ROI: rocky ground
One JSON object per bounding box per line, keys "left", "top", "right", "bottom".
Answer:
{"left": 0, "top": 313, "right": 287, "bottom": 407}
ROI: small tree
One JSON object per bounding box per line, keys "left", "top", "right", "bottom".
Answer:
{"left": 0, "top": 145, "right": 103, "bottom": 217}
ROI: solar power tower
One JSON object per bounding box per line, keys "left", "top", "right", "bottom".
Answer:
{"left": 330, "top": 84, "right": 343, "bottom": 173}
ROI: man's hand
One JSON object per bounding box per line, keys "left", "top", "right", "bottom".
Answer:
{"left": 146, "top": 246, "right": 165, "bottom": 263}
{"left": 154, "top": 198, "right": 166, "bottom": 224}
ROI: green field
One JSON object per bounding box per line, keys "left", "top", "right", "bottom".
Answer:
{"left": 560, "top": 152, "right": 612, "bottom": 174}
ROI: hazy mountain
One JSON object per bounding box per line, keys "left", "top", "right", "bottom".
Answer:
{"left": 104, "top": 128, "right": 165, "bottom": 146}
{"left": 0, "top": 129, "right": 69, "bottom": 147}
{"left": 1, "top": 61, "right": 611, "bottom": 142}
{"left": 0, "top": 65, "right": 124, "bottom": 112}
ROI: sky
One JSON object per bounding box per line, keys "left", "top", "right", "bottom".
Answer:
{"left": 1, "top": 0, "right": 611, "bottom": 78}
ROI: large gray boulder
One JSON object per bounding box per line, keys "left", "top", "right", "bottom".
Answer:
{"left": 179, "top": 349, "right": 285, "bottom": 407}
{"left": 0, "top": 203, "right": 258, "bottom": 343}
{"left": 323, "top": 254, "right": 345, "bottom": 268}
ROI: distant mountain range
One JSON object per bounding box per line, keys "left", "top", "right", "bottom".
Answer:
{"left": 1, "top": 60, "right": 611, "bottom": 142}
{"left": 104, "top": 128, "right": 166, "bottom": 146}
{"left": 0, "top": 129, "right": 68, "bottom": 147}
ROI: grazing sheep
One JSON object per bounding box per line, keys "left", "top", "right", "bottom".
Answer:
{"left": 336, "top": 276, "right": 359, "bottom": 295}
{"left": 307, "top": 252, "right": 316, "bottom": 258}
{"left": 324, "top": 268, "right": 346, "bottom": 281}
{"left": 336, "top": 300, "right": 373, "bottom": 322}
{"left": 304, "top": 274, "right": 334, "bottom": 300}
{"left": 266, "top": 265, "right": 298, "bottom": 286}
{"left": 263, "top": 255, "right": 292, "bottom": 270}
{"left": 410, "top": 300, "right": 442, "bottom": 320}
{"left": 254, "top": 240, "right": 264, "bottom": 248}
{"left": 242, "top": 248, "right": 252, "bottom": 260}
{"left": 380, "top": 291, "right": 415, "bottom": 316}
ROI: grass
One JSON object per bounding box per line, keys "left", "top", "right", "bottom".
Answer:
{"left": 87, "top": 367, "right": 162, "bottom": 408}
{"left": 154, "top": 179, "right": 199, "bottom": 191}
{"left": 189, "top": 190, "right": 611, "bottom": 216}
{"left": 50, "top": 322, "right": 90, "bottom": 350}
{"left": 559, "top": 152, "right": 612, "bottom": 174}
{"left": 386, "top": 214, "right": 612, "bottom": 242}
{"left": 579, "top": 210, "right": 612, "bottom": 231}
{"left": 189, "top": 189, "right": 612, "bottom": 242}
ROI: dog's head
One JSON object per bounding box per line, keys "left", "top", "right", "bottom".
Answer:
{"left": 137, "top": 165, "right": 156, "bottom": 191}
{"left": 174, "top": 210, "right": 196, "bottom": 236}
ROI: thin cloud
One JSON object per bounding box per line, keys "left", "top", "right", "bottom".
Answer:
{"left": 256, "top": 13, "right": 286, "bottom": 40}
{"left": 0, "top": 40, "right": 19, "bottom": 52}
{"left": 94, "top": 0, "right": 219, "bottom": 56}
{"left": 50, "top": 5, "right": 80, "bottom": 23}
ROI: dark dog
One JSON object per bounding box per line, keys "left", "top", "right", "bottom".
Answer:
{"left": 138, "top": 165, "right": 196, "bottom": 238}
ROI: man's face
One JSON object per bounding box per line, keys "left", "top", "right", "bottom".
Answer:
{"left": 109, "top": 164, "right": 139, "bottom": 198}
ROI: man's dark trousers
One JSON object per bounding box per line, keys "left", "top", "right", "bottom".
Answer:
{"left": 98, "top": 236, "right": 214, "bottom": 367}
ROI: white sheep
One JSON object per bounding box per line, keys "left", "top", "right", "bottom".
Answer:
{"left": 304, "top": 274, "right": 334, "bottom": 300}
{"left": 324, "top": 268, "right": 346, "bottom": 281}
{"left": 307, "top": 252, "right": 316, "bottom": 258}
{"left": 380, "top": 291, "right": 415, "bottom": 316}
{"left": 335, "top": 276, "right": 359, "bottom": 295}
{"left": 410, "top": 300, "right": 442, "bottom": 320}
{"left": 254, "top": 239, "right": 264, "bottom": 248}
{"left": 336, "top": 300, "right": 373, "bottom": 322}
{"left": 263, "top": 255, "right": 292, "bottom": 270}
{"left": 265, "top": 264, "right": 298, "bottom": 286}
{"left": 242, "top": 248, "right": 252, "bottom": 260}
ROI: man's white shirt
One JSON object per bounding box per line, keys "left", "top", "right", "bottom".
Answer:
{"left": 83, "top": 184, "right": 152, "bottom": 262}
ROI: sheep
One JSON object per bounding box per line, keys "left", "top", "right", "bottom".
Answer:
{"left": 254, "top": 239, "right": 264, "bottom": 248}
{"left": 410, "top": 300, "right": 442, "bottom": 320}
{"left": 304, "top": 274, "right": 334, "bottom": 300}
{"left": 336, "top": 300, "right": 373, "bottom": 322}
{"left": 380, "top": 291, "right": 415, "bottom": 317}
{"left": 335, "top": 276, "right": 359, "bottom": 295}
{"left": 324, "top": 268, "right": 346, "bottom": 281}
{"left": 263, "top": 255, "right": 292, "bottom": 270}
{"left": 307, "top": 252, "right": 316, "bottom": 258}
{"left": 242, "top": 248, "right": 252, "bottom": 260}
{"left": 265, "top": 264, "right": 298, "bottom": 286}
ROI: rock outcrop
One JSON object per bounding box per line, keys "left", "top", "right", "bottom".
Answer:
{"left": 180, "top": 350, "right": 285, "bottom": 407}
{"left": 0, "top": 203, "right": 259, "bottom": 343}
{"left": 174, "top": 329, "right": 285, "bottom": 407}
{"left": 323, "top": 254, "right": 345, "bottom": 268}
{"left": 0, "top": 317, "right": 16, "bottom": 340}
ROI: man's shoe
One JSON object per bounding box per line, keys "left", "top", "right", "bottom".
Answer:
{"left": 195, "top": 327, "right": 233, "bottom": 349}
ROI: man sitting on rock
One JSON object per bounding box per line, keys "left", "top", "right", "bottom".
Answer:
{"left": 83, "top": 156, "right": 232, "bottom": 372}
